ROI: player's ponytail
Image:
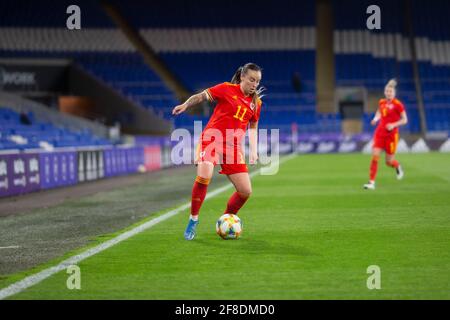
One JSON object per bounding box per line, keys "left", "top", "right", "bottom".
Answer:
{"left": 231, "top": 66, "right": 244, "bottom": 84}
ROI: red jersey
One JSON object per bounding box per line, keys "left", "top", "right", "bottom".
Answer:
{"left": 374, "top": 98, "right": 405, "bottom": 138}
{"left": 203, "top": 82, "right": 262, "bottom": 146}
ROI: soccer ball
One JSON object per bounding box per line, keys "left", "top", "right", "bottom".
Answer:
{"left": 216, "top": 214, "right": 243, "bottom": 239}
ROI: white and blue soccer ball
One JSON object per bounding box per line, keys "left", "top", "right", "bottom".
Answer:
{"left": 216, "top": 214, "right": 243, "bottom": 239}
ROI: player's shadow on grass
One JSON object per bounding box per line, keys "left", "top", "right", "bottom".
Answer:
{"left": 194, "top": 237, "right": 316, "bottom": 257}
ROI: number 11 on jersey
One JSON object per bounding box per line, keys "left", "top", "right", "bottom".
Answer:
{"left": 233, "top": 105, "right": 247, "bottom": 121}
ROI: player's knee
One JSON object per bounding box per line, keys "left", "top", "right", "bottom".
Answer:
{"left": 197, "top": 162, "right": 214, "bottom": 179}
{"left": 238, "top": 189, "right": 252, "bottom": 199}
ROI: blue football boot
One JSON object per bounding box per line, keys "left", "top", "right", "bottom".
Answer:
{"left": 184, "top": 218, "right": 199, "bottom": 240}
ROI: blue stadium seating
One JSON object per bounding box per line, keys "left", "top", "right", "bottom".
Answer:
{"left": 111, "top": 0, "right": 315, "bottom": 28}
{"left": 0, "top": 107, "right": 112, "bottom": 150}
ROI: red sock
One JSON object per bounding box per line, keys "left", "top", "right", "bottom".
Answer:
{"left": 387, "top": 160, "right": 399, "bottom": 168}
{"left": 191, "top": 176, "right": 210, "bottom": 217}
{"left": 369, "top": 156, "right": 379, "bottom": 182}
{"left": 225, "top": 192, "right": 249, "bottom": 215}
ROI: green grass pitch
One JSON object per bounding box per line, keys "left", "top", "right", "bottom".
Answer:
{"left": 3, "top": 153, "right": 450, "bottom": 299}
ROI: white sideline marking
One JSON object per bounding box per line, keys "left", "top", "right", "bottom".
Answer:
{"left": 0, "top": 246, "right": 20, "bottom": 250}
{"left": 0, "top": 154, "right": 297, "bottom": 300}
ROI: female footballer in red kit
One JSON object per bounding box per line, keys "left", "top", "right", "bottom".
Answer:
{"left": 172, "top": 63, "right": 264, "bottom": 240}
{"left": 364, "top": 79, "right": 408, "bottom": 190}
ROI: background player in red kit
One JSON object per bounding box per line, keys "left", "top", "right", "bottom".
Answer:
{"left": 172, "top": 63, "right": 264, "bottom": 240}
{"left": 364, "top": 79, "right": 408, "bottom": 190}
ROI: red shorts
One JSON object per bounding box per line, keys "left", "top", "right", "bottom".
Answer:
{"left": 195, "top": 139, "right": 248, "bottom": 175}
{"left": 373, "top": 132, "right": 399, "bottom": 155}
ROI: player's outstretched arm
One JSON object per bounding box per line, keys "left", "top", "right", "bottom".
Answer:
{"left": 172, "top": 91, "right": 208, "bottom": 115}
